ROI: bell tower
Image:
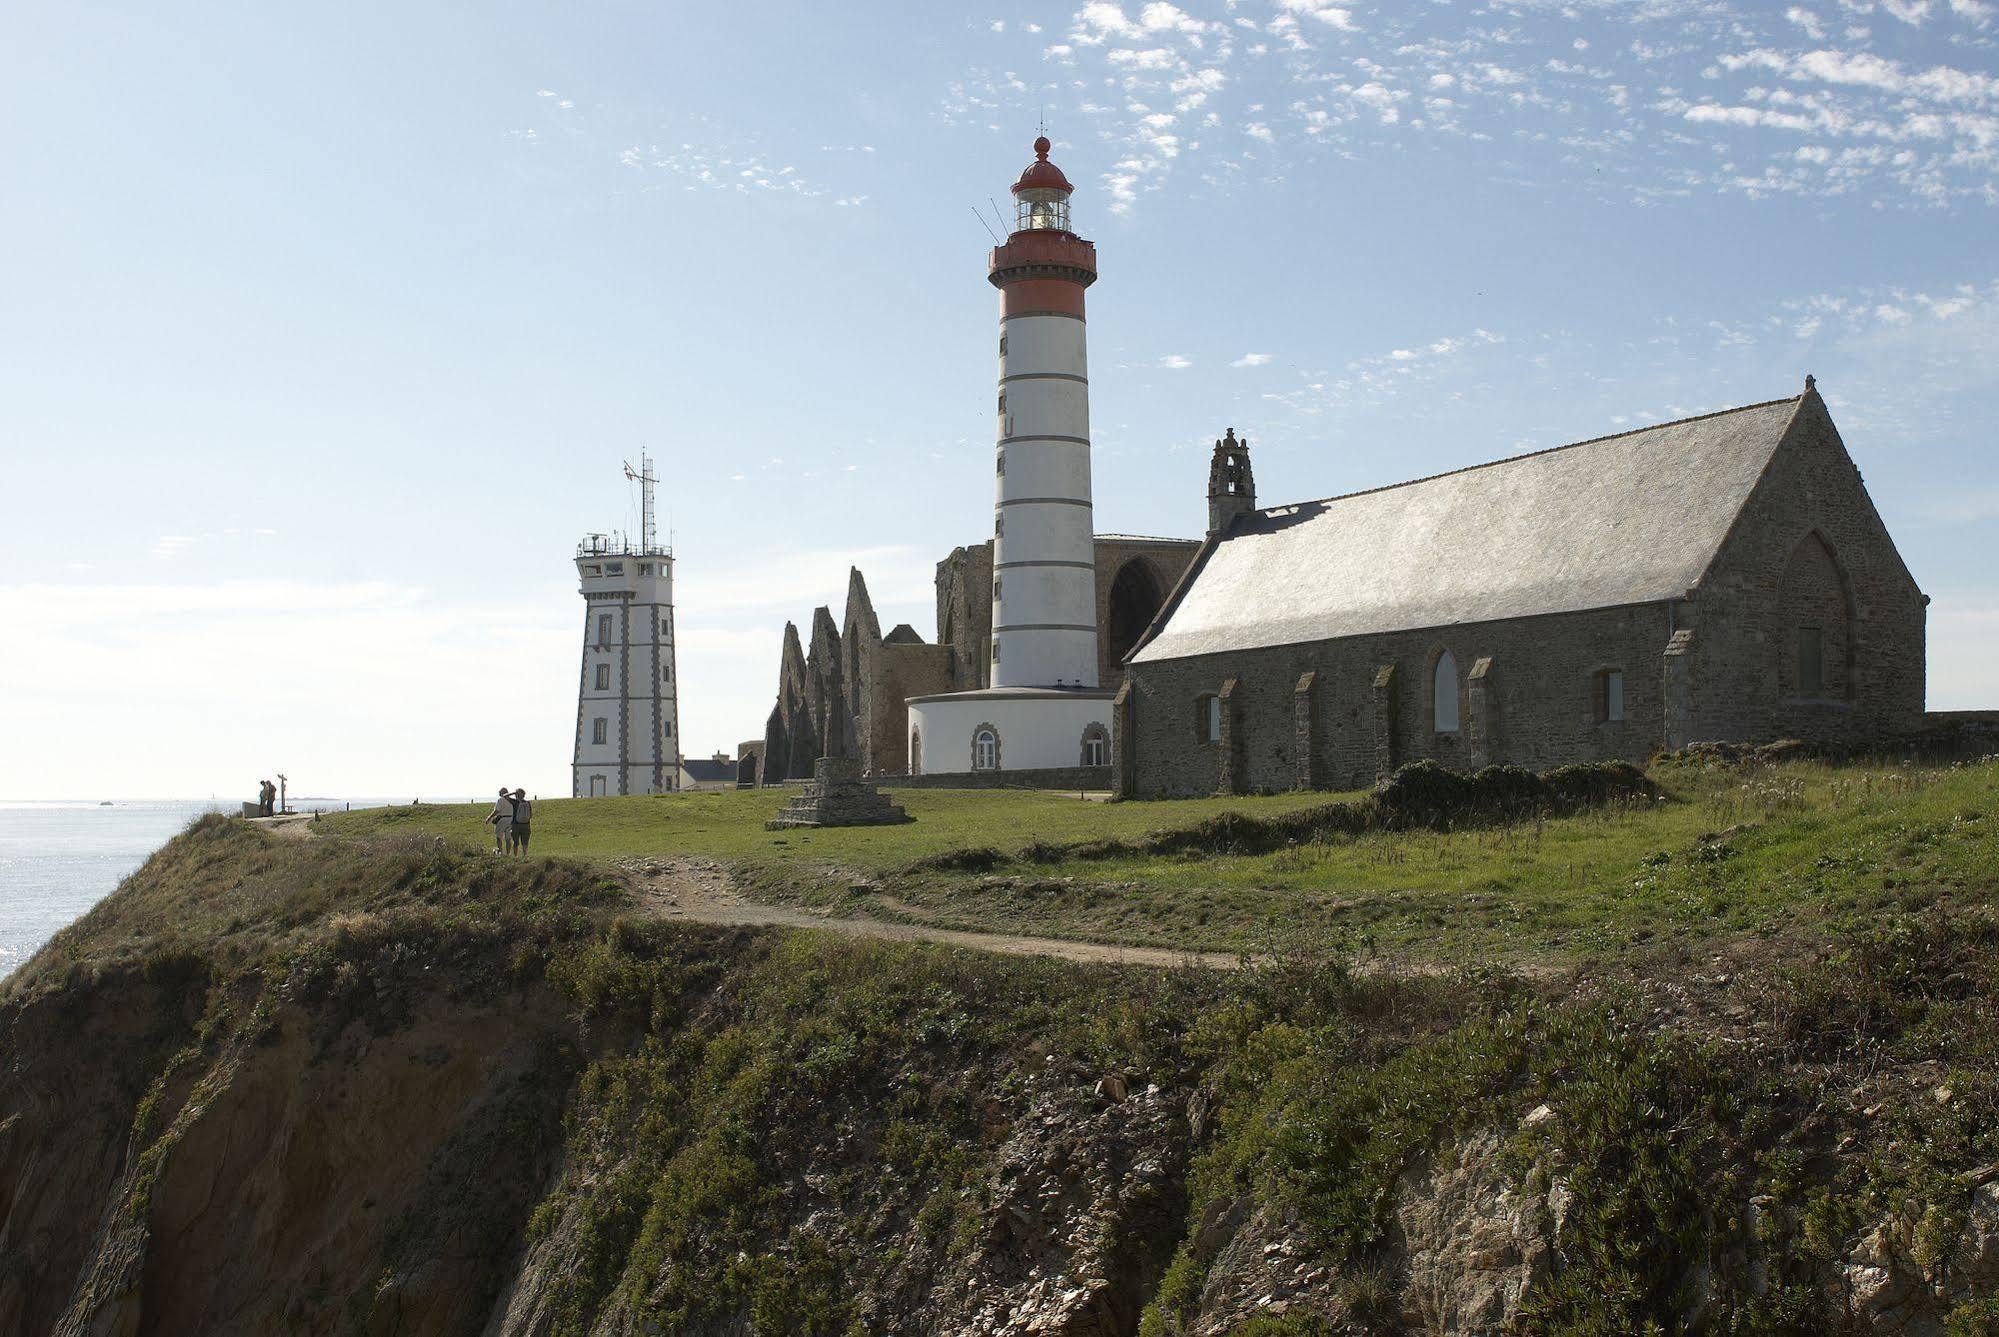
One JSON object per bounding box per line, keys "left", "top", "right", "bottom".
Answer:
{"left": 1207, "top": 427, "right": 1256, "bottom": 536}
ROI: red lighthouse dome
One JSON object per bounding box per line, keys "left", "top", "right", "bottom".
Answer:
{"left": 1012, "top": 136, "right": 1074, "bottom": 195}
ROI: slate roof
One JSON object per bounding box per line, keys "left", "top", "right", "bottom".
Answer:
{"left": 1131, "top": 395, "right": 1804, "bottom": 663}
{"left": 680, "top": 758, "right": 739, "bottom": 784}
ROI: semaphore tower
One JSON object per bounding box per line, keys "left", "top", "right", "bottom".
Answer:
{"left": 904, "top": 136, "right": 1116, "bottom": 776}
{"left": 572, "top": 456, "right": 681, "bottom": 797}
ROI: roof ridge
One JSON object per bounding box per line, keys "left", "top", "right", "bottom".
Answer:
{"left": 1257, "top": 394, "right": 1803, "bottom": 517}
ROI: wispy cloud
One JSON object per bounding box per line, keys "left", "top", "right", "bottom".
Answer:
{"left": 1231, "top": 352, "right": 1274, "bottom": 366}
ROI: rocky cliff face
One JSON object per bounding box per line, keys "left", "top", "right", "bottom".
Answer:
{"left": 3, "top": 818, "right": 1997, "bottom": 1335}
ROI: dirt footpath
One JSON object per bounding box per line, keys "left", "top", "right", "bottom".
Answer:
{"left": 620, "top": 858, "right": 1244, "bottom": 970}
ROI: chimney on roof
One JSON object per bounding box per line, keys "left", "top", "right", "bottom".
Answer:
{"left": 1804, "top": 373, "right": 1818, "bottom": 395}
{"left": 1207, "top": 428, "right": 1256, "bottom": 537}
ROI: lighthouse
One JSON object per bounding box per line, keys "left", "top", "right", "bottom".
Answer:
{"left": 904, "top": 137, "right": 1116, "bottom": 776}
{"left": 991, "top": 136, "right": 1100, "bottom": 689}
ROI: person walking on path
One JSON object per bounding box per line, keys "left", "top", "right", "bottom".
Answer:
{"left": 509, "top": 789, "right": 533, "bottom": 856}
{"left": 485, "top": 787, "right": 514, "bottom": 854}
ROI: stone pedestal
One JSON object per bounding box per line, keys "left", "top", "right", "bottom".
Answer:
{"left": 766, "top": 757, "right": 910, "bottom": 829}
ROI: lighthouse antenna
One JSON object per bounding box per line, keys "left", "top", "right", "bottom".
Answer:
{"left": 622, "top": 454, "right": 659, "bottom": 555}
{"left": 988, "top": 196, "right": 1012, "bottom": 237}
{"left": 971, "top": 204, "right": 1000, "bottom": 245}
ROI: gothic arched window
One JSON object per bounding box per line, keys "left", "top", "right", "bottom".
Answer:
{"left": 1080, "top": 723, "right": 1109, "bottom": 768}
{"left": 1432, "top": 650, "right": 1460, "bottom": 734}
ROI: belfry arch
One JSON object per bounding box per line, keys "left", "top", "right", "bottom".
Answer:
{"left": 1106, "top": 558, "right": 1166, "bottom": 669}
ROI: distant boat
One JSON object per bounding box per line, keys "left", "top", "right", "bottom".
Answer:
{"left": 98, "top": 801, "right": 113, "bottom": 807}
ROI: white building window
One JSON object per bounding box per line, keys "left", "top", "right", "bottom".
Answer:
{"left": 604, "top": 562, "right": 623, "bottom": 575}
{"left": 597, "top": 613, "right": 612, "bottom": 646}
{"left": 588, "top": 775, "right": 607, "bottom": 797}
{"left": 1594, "top": 668, "right": 1625, "bottom": 723}
{"left": 973, "top": 727, "right": 999, "bottom": 771}
{"left": 1433, "top": 650, "right": 1460, "bottom": 734}
{"left": 638, "top": 563, "right": 652, "bottom": 575}
{"left": 592, "top": 717, "right": 608, "bottom": 745}
{"left": 595, "top": 664, "right": 610, "bottom": 691}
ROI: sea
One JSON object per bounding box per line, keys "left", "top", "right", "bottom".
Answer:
{"left": 0, "top": 797, "right": 474, "bottom": 982}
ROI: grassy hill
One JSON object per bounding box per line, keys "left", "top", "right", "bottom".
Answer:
{"left": 7, "top": 752, "right": 1998, "bottom": 1332}
{"left": 326, "top": 756, "right": 1999, "bottom": 966}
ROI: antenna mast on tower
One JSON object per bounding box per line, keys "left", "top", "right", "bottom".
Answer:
{"left": 623, "top": 454, "right": 658, "bottom": 554}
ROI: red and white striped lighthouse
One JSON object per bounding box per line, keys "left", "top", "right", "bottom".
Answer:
{"left": 904, "top": 136, "right": 1118, "bottom": 777}
{"left": 990, "top": 136, "right": 1100, "bottom": 690}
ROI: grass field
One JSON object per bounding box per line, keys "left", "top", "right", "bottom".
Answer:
{"left": 324, "top": 785, "right": 1352, "bottom": 869}
{"left": 322, "top": 758, "right": 1999, "bottom": 965}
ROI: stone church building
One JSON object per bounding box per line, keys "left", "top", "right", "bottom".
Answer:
{"left": 1114, "top": 380, "right": 1927, "bottom": 797}
{"left": 759, "top": 535, "right": 1197, "bottom": 781}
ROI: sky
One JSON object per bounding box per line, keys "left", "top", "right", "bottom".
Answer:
{"left": 2, "top": 0, "right": 1996, "bottom": 800}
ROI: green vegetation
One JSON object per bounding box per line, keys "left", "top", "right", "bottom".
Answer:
{"left": 8, "top": 786, "right": 1999, "bottom": 1332}
{"left": 314, "top": 758, "right": 1999, "bottom": 967}
{"left": 326, "top": 784, "right": 1344, "bottom": 868}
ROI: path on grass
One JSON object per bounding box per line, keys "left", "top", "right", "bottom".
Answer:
{"left": 621, "top": 858, "right": 1246, "bottom": 970}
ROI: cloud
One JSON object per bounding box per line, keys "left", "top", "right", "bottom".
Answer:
{"left": 1232, "top": 352, "right": 1274, "bottom": 366}
{"left": 1159, "top": 353, "right": 1193, "bottom": 368}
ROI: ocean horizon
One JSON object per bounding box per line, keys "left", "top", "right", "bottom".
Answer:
{"left": 0, "top": 797, "right": 482, "bottom": 981}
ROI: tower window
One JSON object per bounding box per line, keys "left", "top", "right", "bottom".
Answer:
{"left": 1593, "top": 668, "right": 1625, "bottom": 723}
{"left": 597, "top": 613, "right": 613, "bottom": 646}
{"left": 998, "top": 333, "right": 1007, "bottom": 358}
{"left": 992, "top": 638, "right": 1000, "bottom": 662}
{"left": 638, "top": 563, "right": 652, "bottom": 576}
{"left": 997, "top": 391, "right": 1007, "bottom": 416}
{"left": 997, "top": 449, "right": 1005, "bottom": 476}
{"left": 595, "top": 664, "right": 610, "bottom": 691}
{"left": 592, "top": 718, "right": 608, "bottom": 745}
{"left": 1798, "top": 627, "right": 1824, "bottom": 696}
{"left": 973, "top": 726, "right": 1000, "bottom": 771}
{"left": 995, "top": 513, "right": 1003, "bottom": 537}
{"left": 993, "top": 576, "right": 1002, "bottom": 601}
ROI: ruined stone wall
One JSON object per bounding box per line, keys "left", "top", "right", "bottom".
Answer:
{"left": 1123, "top": 602, "right": 1676, "bottom": 797}
{"left": 1690, "top": 391, "right": 1926, "bottom": 745}
{"left": 936, "top": 544, "right": 995, "bottom": 692}
{"left": 1093, "top": 538, "right": 1200, "bottom": 682}
{"left": 872, "top": 643, "right": 954, "bottom": 774}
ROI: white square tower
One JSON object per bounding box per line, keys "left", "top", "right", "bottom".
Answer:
{"left": 572, "top": 457, "right": 681, "bottom": 796}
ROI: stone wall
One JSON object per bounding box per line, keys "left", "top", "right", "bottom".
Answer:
{"left": 889, "top": 765, "right": 1111, "bottom": 791}
{"left": 1122, "top": 602, "right": 1675, "bottom": 797}
{"left": 1093, "top": 538, "right": 1200, "bottom": 682}
{"left": 1691, "top": 388, "right": 1927, "bottom": 745}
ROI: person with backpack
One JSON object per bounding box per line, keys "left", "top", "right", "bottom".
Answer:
{"left": 509, "top": 789, "right": 533, "bottom": 855}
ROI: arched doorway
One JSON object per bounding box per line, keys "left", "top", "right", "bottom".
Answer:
{"left": 1106, "top": 559, "right": 1165, "bottom": 667}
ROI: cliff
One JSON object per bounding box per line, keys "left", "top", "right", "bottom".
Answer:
{"left": 3, "top": 815, "right": 1997, "bottom": 1334}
